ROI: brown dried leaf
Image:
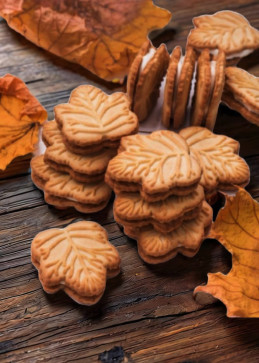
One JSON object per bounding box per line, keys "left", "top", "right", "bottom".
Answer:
{"left": 0, "top": 74, "right": 47, "bottom": 171}
{"left": 194, "top": 188, "right": 259, "bottom": 317}
{"left": 0, "top": 0, "right": 171, "bottom": 82}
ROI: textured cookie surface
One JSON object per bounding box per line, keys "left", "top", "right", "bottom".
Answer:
{"left": 114, "top": 185, "right": 204, "bottom": 223}
{"left": 106, "top": 130, "right": 201, "bottom": 195}
{"left": 125, "top": 201, "right": 212, "bottom": 264}
{"left": 223, "top": 67, "right": 259, "bottom": 113}
{"left": 54, "top": 85, "right": 138, "bottom": 148}
{"left": 205, "top": 51, "right": 226, "bottom": 130}
{"left": 173, "top": 47, "right": 197, "bottom": 129}
{"left": 191, "top": 49, "right": 211, "bottom": 126}
{"left": 188, "top": 11, "right": 259, "bottom": 55}
{"left": 31, "top": 155, "right": 112, "bottom": 211}
{"left": 43, "top": 121, "right": 116, "bottom": 182}
{"left": 179, "top": 127, "right": 250, "bottom": 191}
{"left": 133, "top": 44, "right": 169, "bottom": 122}
{"left": 31, "top": 221, "right": 120, "bottom": 305}
{"left": 162, "top": 46, "right": 182, "bottom": 128}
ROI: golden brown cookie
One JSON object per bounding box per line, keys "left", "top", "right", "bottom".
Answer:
{"left": 31, "top": 155, "right": 112, "bottom": 213}
{"left": 205, "top": 50, "right": 226, "bottom": 130}
{"left": 222, "top": 67, "right": 259, "bottom": 126}
{"left": 179, "top": 126, "right": 250, "bottom": 192}
{"left": 106, "top": 130, "right": 201, "bottom": 200}
{"left": 161, "top": 46, "right": 182, "bottom": 128}
{"left": 173, "top": 47, "right": 197, "bottom": 129}
{"left": 113, "top": 185, "right": 204, "bottom": 232}
{"left": 31, "top": 221, "right": 120, "bottom": 305}
{"left": 187, "top": 11, "right": 259, "bottom": 61}
{"left": 43, "top": 120, "right": 116, "bottom": 183}
{"left": 124, "top": 201, "right": 212, "bottom": 264}
{"left": 133, "top": 43, "right": 169, "bottom": 122}
{"left": 127, "top": 40, "right": 152, "bottom": 108}
{"left": 191, "top": 49, "right": 211, "bottom": 126}
{"left": 54, "top": 85, "right": 138, "bottom": 153}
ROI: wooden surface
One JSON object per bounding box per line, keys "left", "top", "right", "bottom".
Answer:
{"left": 1, "top": 1, "right": 259, "bottom": 362}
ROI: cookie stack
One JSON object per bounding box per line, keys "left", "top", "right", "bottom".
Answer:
{"left": 31, "top": 85, "right": 138, "bottom": 213}
{"left": 127, "top": 10, "right": 259, "bottom": 130}
{"left": 106, "top": 130, "right": 213, "bottom": 264}
{"left": 106, "top": 128, "right": 250, "bottom": 264}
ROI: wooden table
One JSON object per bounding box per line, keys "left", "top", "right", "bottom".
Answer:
{"left": 1, "top": 1, "right": 259, "bottom": 362}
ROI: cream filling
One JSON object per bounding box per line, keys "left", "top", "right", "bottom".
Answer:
{"left": 204, "top": 60, "right": 216, "bottom": 116}
{"left": 140, "top": 48, "right": 156, "bottom": 72}
{"left": 202, "top": 48, "right": 254, "bottom": 59}
{"left": 185, "top": 61, "right": 197, "bottom": 123}
{"left": 172, "top": 55, "right": 185, "bottom": 109}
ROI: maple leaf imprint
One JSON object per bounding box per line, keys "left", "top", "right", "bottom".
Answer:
{"left": 32, "top": 222, "right": 120, "bottom": 300}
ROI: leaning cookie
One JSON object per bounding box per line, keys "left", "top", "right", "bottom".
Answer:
{"left": 43, "top": 121, "right": 116, "bottom": 183}
{"left": 222, "top": 67, "right": 259, "bottom": 127}
{"left": 127, "top": 43, "right": 169, "bottom": 122}
{"left": 124, "top": 201, "right": 212, "bottom": 264}
{"left": 187, "top": 11, "right": 259, "bottom": 64}
{"left": 179, "top": 127, "right": 250, "bottom": 193}
{"left": 31, "top": 155, "right": 112, "bottom": 213}
{"left": 31, "top": 221, "right": 120, "bottom": 305}
{"left": 55, "top": 85, "right": 138, "bottom": 154}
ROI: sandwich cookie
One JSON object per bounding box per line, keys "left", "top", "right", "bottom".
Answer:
{"left": 187, "top": 11, "right": 259, "bottom": 65}
{"left": 222, "top": 67, "right": 259, "bottom": 126}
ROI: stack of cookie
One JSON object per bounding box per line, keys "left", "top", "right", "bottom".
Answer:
{"left": 106, "top": 128, "right": 250, "bottom": 264}
{"left": 127, "top": 10, "right": 259, "bottom": 130}
{"left": 31, "top": 85, "right": 138, "bottom": 213}
{"left": 106, "top": 130, "right": 212, "bottom": 264}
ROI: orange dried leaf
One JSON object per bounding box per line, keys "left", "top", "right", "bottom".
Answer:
{"left": 0, "top": 0, "right": 171, "bottom": 82}
{"left": 0, "top": 74, "right": 47, "bottom": 170}
{"left": 194, "top": 188, "right": 259, "bottom": 317}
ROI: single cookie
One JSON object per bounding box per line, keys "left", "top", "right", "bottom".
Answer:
{"left": 114, "top": 184, "right": 204, "bottom": 232}
{"left": 222, "top": 67, "right": 259, "bottom": 126}
{"left": 187, "top": 11, "right": 259, "bottom": 61}
{"left": 106, "top": 130, "right": 201, "bottom": 199}
{"left": 31, "top": 155, "right": 112, "bottom": 213}
{"left": 191, "top": 49, "right": 211, "bottom": 126}
{"left": 133, "top": 43, "right": 169, "bottom": 122}
{"left": 162, "top": 46, "right": 182, "bottom": 128}
{"left": 43, "top": 120, "right": 116, "bottom": 183}
{"left": 54, "top": 85, "right": 138, "bottom": 153}
{"left": 124, "top": 201, "right": 212, "bottom": 264}
{"left": 205, "top": 50, "right": 226, "bottom": 130}
{"left": 179, "top": 127, "right": 250, "bottom": 192}
{"left": 114, "top": 204, "right": 202, "bottom": 234}
{"left": 127, "top": 40, "right": 152, "bottom": 108}
{"left": 173, "top": 47, "right": 197, "bottom": 129}
{"left": 31, "top": 221, "right": 120, "bottom": 305}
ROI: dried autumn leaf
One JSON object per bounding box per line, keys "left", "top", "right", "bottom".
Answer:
{"left": 0, "top": 0, "right": 171, "bottom": 82}
{"left": 194, "top": 188, "right": 259, "bottom": 318}
{"left": 31, "top": 221, "right": 121, "bottom": 305}
{"left": 0, "top": 74, "right": 47, "bottom": 171}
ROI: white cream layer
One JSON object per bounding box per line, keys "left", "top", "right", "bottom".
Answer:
{"left": 140, "top": 48, "right": 156, "bottom": 72}
{"left": 207, "top": 48, "right": 254, "bottom": 59}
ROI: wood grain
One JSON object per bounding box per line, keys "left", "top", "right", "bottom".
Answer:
{"left": 1, "top": 1, "right": 259, "bottom": 362}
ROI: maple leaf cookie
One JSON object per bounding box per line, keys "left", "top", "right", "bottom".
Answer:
{"left": 31, "top": 221, "right": 121, "bottom": 305}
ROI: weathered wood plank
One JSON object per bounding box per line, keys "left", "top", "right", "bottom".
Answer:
{"left": 0, "top": 0, "right": 259, "bottom": 362}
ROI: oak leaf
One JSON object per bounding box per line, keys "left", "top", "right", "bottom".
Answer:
{"left": 0, "top": 0, "right": 171, "bottom": 82}
{"left": 0, "top": 74, "right": 47, "bottom": 171}
{"left": 194, "top": 188, "right": 259, "bottom": 317}
{"left": 31, "top": 221, "right": 121, "bottom": 305}
{"left": 188, "top": 11, "right": 259, "bottom": 55}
